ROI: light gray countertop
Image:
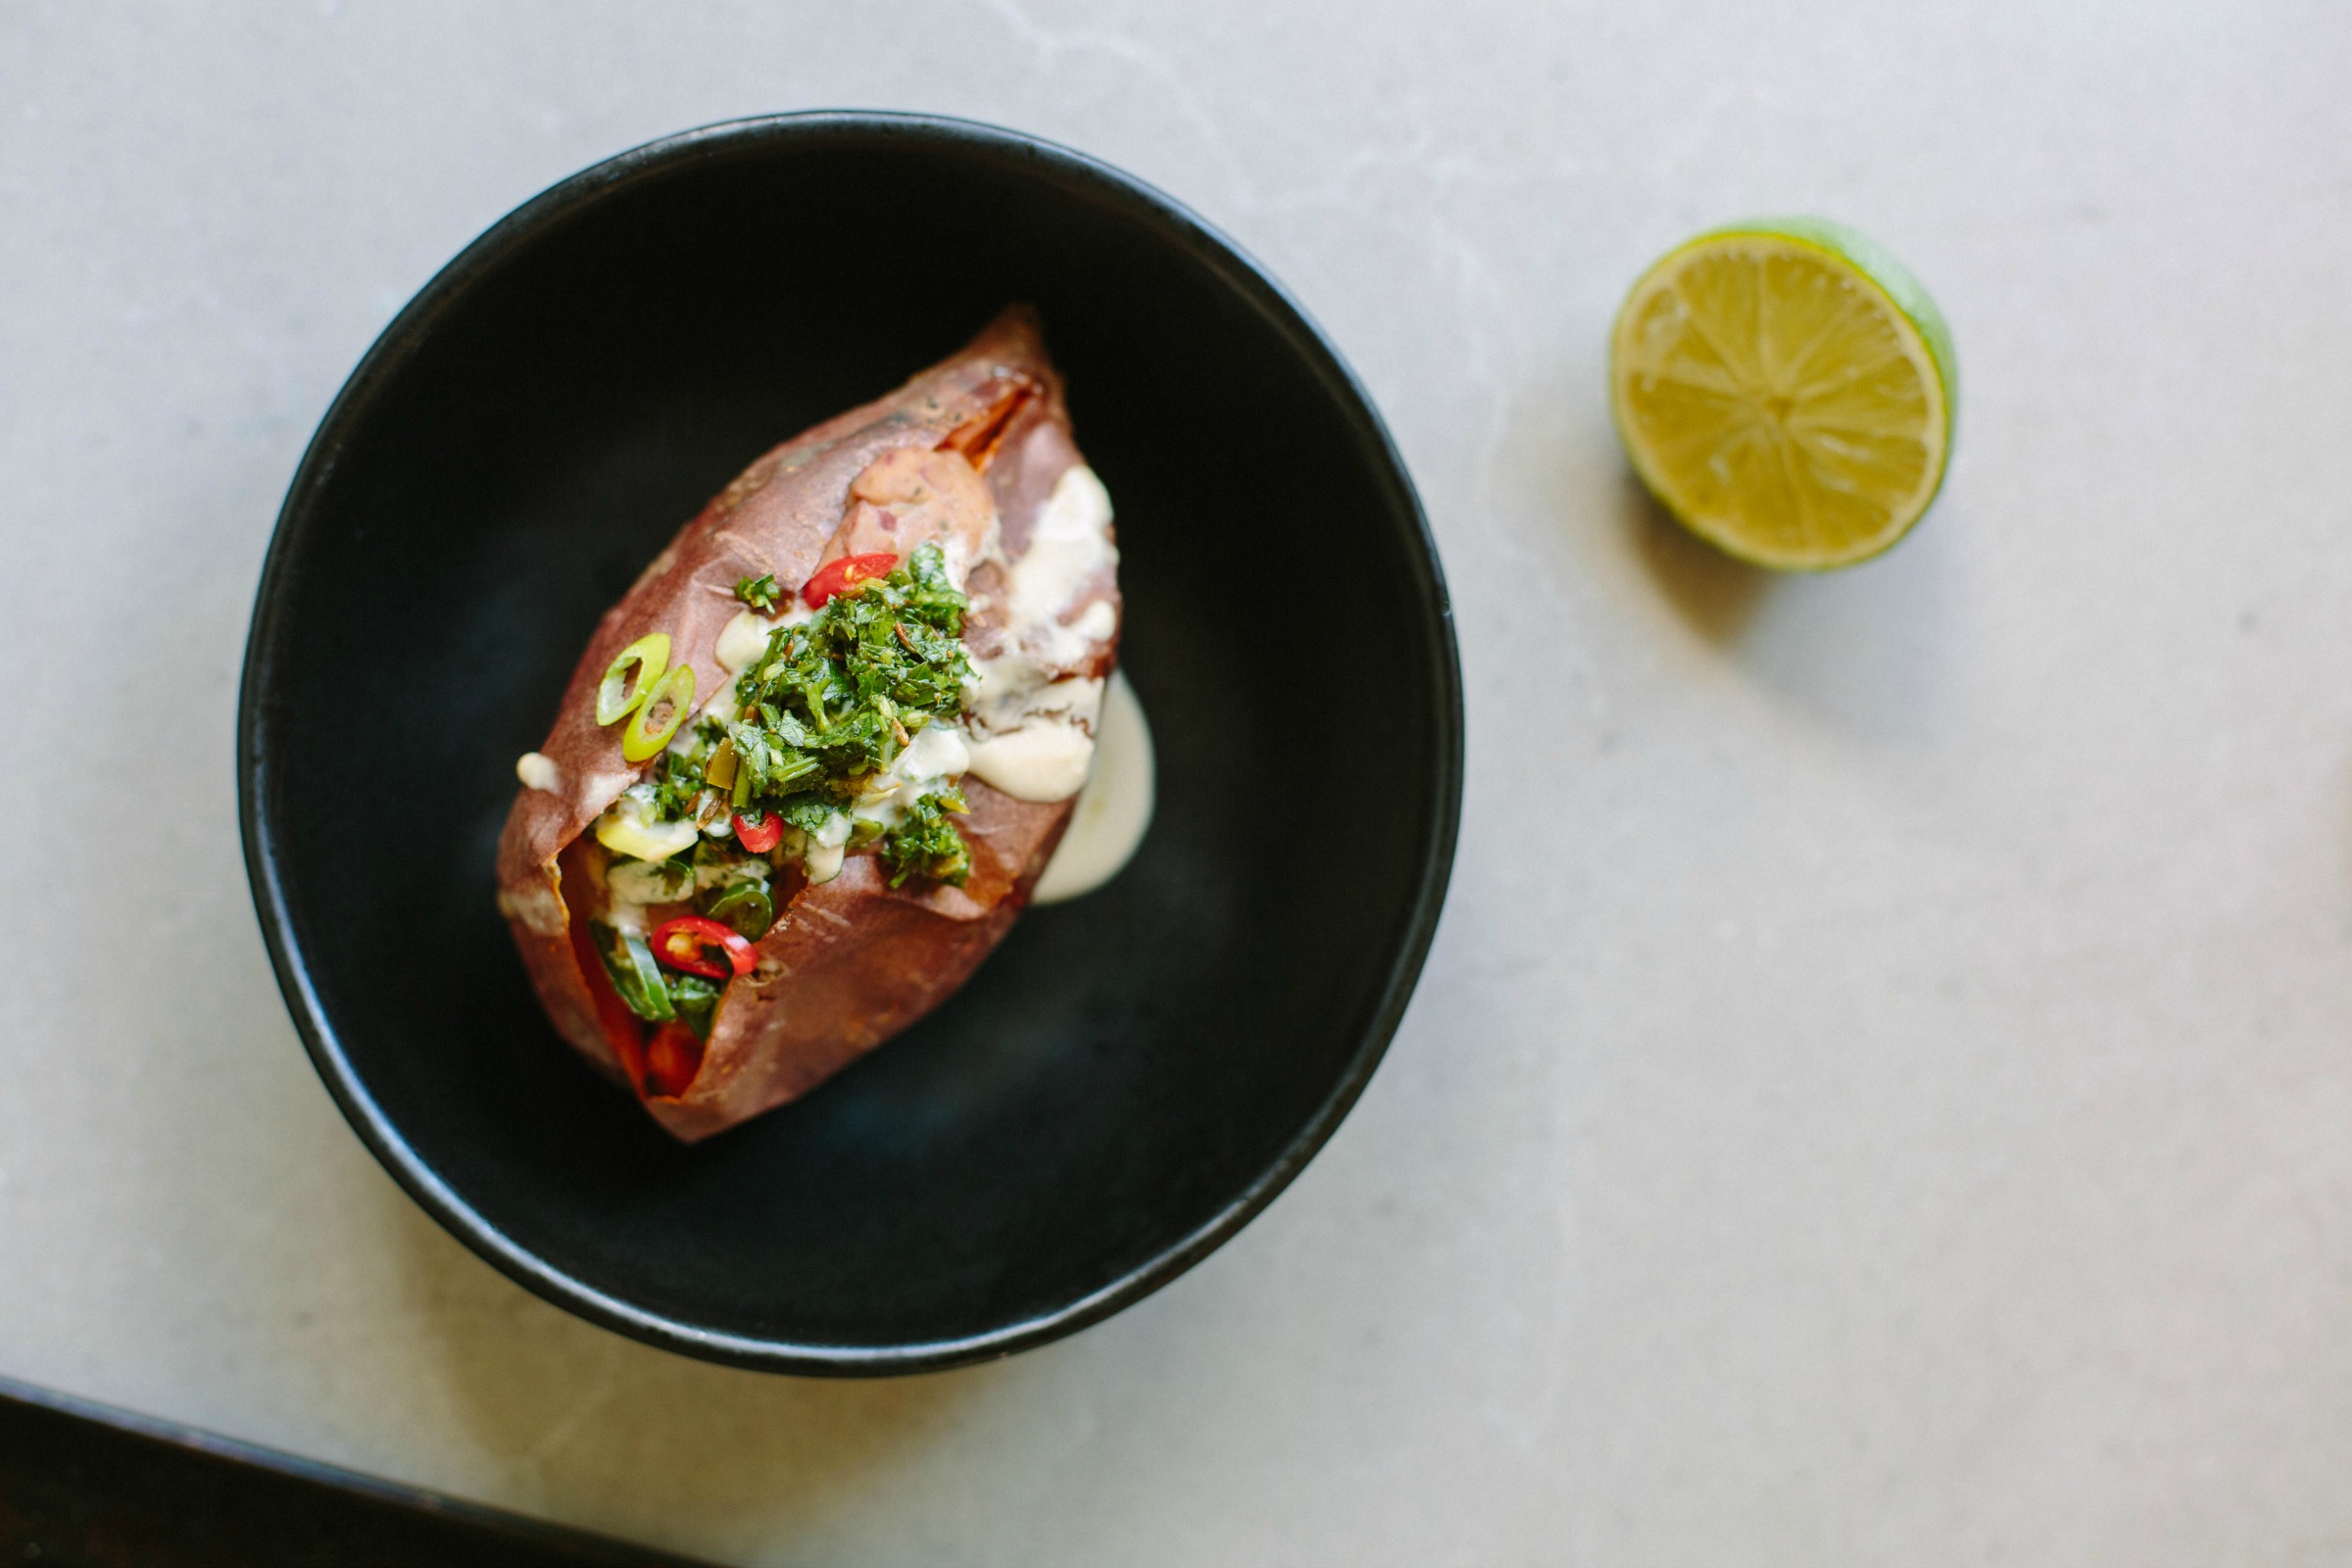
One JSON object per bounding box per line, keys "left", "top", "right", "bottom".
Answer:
{"left": 6, "top": 3, "right": 2352, "bottom": 1562}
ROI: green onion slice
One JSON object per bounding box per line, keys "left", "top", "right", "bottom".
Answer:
{"left": 619, "top": 663, "right": 696, "bottom": 763}
{"left": 597, "top": 633, "right": 671, "bottom": 726}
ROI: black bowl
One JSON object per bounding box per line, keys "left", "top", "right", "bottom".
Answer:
{"left": 240, "top": 113, "right": 1460, "bottom": 1375}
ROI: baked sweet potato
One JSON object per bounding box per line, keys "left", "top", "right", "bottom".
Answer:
{"left": 496, "top": 308, "right": 1120, "bottom": 1141}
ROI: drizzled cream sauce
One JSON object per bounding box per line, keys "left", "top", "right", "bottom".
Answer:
{"left": 962, "top": 464, "right": 1119, "bottom": 800}
{"left": 1032, "top": 670, "right": 1153, "bottom": 905}
{"left": 963, "top": 674, "right": 1102, "bottom": 801}
{"left": 851, "top": 721, "right": 971, "bottom": 832}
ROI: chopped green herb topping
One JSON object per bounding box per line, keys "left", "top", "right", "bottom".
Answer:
{"left": 717, "top": 543, "right": 973, "bottom": 882}
{"left": 611, "top": 544, "right": 974, "bottom": 889}
{"left": 879, "top": 790, "right": 972, "bottom": 888}
{"left": 645, "top": 743, "right": 710, "bottom": 822}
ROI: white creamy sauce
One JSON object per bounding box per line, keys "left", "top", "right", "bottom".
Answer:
{"left": 514, "top": 751, "right": 563, "bottom": 794}
{"left": 957, "top": 464, "right": 1120, "bottom": 804}
{"left": 1033, "top": 671, "right": 1154, "bottom": 905}
{"left": 696, "top": 681, "right": 740, "bottom": 733}
{"left": 714, "top": 600, "right": 814, "bottom": 675}
{"left": 851, "top": 721, "right": 972, "bottom": 831}
{"left": 698, "top": 855, "right": 765, "bottom": 894}
{"left": 935, "top": 523, "right": 987, "bottom": 591}
{"left": 900, "top": 720, "right": 971, "bottom": 780}
{"left": 965, "top": 712, "right": 1098, "bottom": 802}
{"left": 607, "top": 856, "right": 694, "bottom": 906}
{"left": 713, "top": 609, "right": 772, "bottom": 674}
{"left": 795, "top": 808, "right": 852, "bottom": 885}
{"left": 963, "top": 669, "right": 1105, "bottom": 801}
{"left": 965, "top": 663, "right": 1102, "bottom": 725}
{"left": 583, "top": 768, "right": 637, "bottom": 807}
{"left": 1012, "top": 466, "right": 1115, "bottom": 622}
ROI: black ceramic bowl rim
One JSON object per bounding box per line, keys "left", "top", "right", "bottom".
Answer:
{"left": 238, "top": 110, "right": 1463, "bottom": 1375}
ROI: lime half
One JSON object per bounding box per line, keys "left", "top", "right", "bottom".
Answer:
{"left": 1610, "top": 218, "right": 1956, "bottom": 570}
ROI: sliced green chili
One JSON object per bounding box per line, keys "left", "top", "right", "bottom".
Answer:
{"left": 593, "top": 921, "right": 674, "bottom": 1022}
{"left": 620, "top": 663, "right": 696, "bottom": 763}
{"left": 703, "top": 879, "right": 774, "bottom": 941}
{"left": 668, "top": 973, "right": 721, "bottom": 1041}
{"left": 597, "top": 633, "right": 671, "bottom": 726}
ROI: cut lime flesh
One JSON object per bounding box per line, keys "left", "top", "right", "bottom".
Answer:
{"left": 1611, "top": 220, "right": 1955, "bottom": 570}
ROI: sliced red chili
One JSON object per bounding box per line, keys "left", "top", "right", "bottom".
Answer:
{"left": 651, "top": 915, "right": 756, "bottom": 980}
{"left": 733, "top": 809, "right": 783, "bottom": 854}
{"left": 644, "top": 1021, "right": 705, "bottom": 1099}
{"left": 802, "top": 552, "right": 899, "bottom": 609}
{"left": 561, "top": 838, "right": 647, "bottom": 1090}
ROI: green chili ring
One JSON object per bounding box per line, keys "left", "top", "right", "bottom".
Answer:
{"left": 704, "top": 879, "right": 775, "bottom": 941}
{"left": 597, "top": 633, "right": 671, "bottom": 726}
{"left": 619, "top": 663, "right": 696, "bottom": 762}
{"left": 594, "top": 922, "right": 674, "bottom": 1023}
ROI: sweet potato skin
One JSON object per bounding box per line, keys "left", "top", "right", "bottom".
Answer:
{"left": 494, "top": 308, "right": 1117, "bottom": 1141}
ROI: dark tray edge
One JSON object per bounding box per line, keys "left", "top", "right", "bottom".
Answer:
{"left": 0, "top": 1373, "right": 715, "bottom": 1566}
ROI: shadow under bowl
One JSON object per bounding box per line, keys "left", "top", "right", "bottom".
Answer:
{"left": 240, "top": 112, "right": 1461, "bottom": 1375}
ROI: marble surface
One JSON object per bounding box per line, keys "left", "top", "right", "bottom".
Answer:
{"left": 7, "top": 2, "right": 2352, "bottom": 1562}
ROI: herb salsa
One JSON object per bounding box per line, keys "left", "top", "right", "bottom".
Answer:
{"left": 585, "top": 542, "right": 982, "bottom": 1039}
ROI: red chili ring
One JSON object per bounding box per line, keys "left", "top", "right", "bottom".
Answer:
{"left": 734, "top": 810, "right": 784, "bottom": 854}
{"left": 651, "top": 915, "right": 757, "bottom": 980}
{"left": 802, "top": 552, "right": 899, "bottom": 609}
